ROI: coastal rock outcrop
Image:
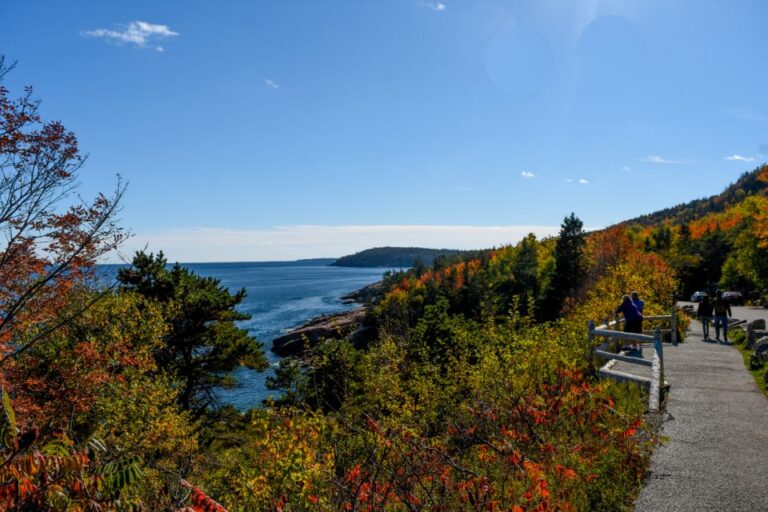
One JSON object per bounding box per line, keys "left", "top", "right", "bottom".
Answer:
{"left": 339, "top": 281, "right": 383, "bottom": 304}
{"left": 271, "top": 308, "right": 368, "bottom": 356}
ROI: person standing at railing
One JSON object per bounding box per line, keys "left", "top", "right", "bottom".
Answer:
{"left": 615, "top": 295, "right": 643, "bottom": 353}
{"left": 697, "top": 294, "right": 714, "bottom": 340}
{"left": 712, "top": 290, "right": 732, "bottom": 342}
{"left": 630, "top": 290, "right": 645, "bottom": 337}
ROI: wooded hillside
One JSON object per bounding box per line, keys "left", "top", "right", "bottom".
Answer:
{"left": 331, "top": 246, "right": 474, "bottom": 268}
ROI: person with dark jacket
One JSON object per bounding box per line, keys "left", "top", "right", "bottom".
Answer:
{"left": 630, "top": 291, "right": 645, "bottom": 339}
{"left": 697, "top": 295, "right": 714, "bottom": 339}
{"left": 712, "top": 290, "right": 732, "bottom": 342}
{"left": 615, "top": 295, "right": 644, "bottom": 352}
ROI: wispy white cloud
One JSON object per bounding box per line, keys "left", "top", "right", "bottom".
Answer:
{"left": 639, "top": 155, "right": 692, "bottom": 165}
{"left": 621, "top": 166, "right": 631, "bottom": 172}
{"left": 521, "top": 171, "right": 535, "bottom": 178}
{"left": 564, "top": 178, "right": 573, "bottom": 183}
{"left": 264, "top": 79, "right": 280, "bottom": 89}
{"left": 419, "top": 1, "right": 447, "bottom": 12}
{"left": 114, "top": 224, "right": 571, "bottom": 263}
{"left": 724, "top": 154, "right": 754, "bottom": 162}
{"left": 578, "top": 178, "right": 589, "bottom": 185}
{"left": 83, "top": 20, "right": 178, "bottom": 50}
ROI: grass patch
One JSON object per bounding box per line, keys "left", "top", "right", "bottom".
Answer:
{"left": 730, "top": 329, "right": 768, "bottom": 398}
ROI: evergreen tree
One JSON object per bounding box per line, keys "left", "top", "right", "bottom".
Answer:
{"left": 651, "top": 225, "right": 672, "bottom": 252}
{"left": 118, "top": 251, "right": 268, "bottom": 414}
{"left": 677, "top": 224, "right": 692, "bottom": 251}
{"left": 670, "top": 223, "right": 699, "bottom": 296}
{"left": 693, "top": 227, "right": 731, "bottom": 290}
{"left": 539, "top": 213, "right": 586, "bottom": 321}
{"left": 508, "top": 233, "right": 540, "bottom": 317}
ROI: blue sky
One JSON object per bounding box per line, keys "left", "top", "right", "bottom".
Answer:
{"left": 2, "top": 0, "right": 766, "bottom": 261}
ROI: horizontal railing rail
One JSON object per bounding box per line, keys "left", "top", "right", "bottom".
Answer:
{"left": 588, "top": 301, "right": 679, "bottom": 412}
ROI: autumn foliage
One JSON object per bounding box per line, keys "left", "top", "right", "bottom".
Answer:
{"left": 203, "top": 223, "right": 675, "bottom": 511}
{"left": 3, "top": 53, "right": 766, "bottom": 511}
{"left": 0, "top": 57, "right": 202, "bottom": 511}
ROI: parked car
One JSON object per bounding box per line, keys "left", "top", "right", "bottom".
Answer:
{"left": 722, "top": 291, "right": 744, "bottom": 305}
{"left": 690, "top": 291, "right": 708, "bottom": 302}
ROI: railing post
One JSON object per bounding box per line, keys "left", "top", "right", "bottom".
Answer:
{"left": 653, "top": 326, "right": 664, "bottom": 386}
{"left": 671, "top": 295, "right": 678, "bottom": 346}
{"left": 605, "top": 317, "right": 614, "bottom": 352}
{"left": 614, "top": 314, "right": 621, "bottom": 352}
{"left": 649, "top": 326, "right": 664, "bottom": 412}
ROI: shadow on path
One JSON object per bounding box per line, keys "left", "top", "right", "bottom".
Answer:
{"left": 699, "top": 337, "right": 734, "bottom": 346}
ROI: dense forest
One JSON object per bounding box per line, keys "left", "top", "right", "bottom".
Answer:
{"left": 331, "top": 247, "right": 473, "bottom": 268}
{"left": 619, "top": 168, "right": 767, "bottom": 228}
{"left": 1, "top": 57, "right": 767, "bottom": 511}
{"left": 612, "top": 168, "right": 768, "bottom": 297}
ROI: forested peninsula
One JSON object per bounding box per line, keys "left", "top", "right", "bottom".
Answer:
{"left": 2, "top": 55, "right": 768, "bottom": 510}
{"left": 330, "top": 246, "right": 474, "bottom": 268}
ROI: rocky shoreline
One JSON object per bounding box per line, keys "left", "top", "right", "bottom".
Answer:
{"left": 270, "top": 281, "right": 382, "bottom": 356}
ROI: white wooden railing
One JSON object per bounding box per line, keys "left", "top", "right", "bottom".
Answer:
{"left": 588, "top": 304, "right": 678, "bottom": 412}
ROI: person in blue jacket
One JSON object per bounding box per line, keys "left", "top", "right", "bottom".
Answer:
{"left": 615, "top": 295, "right": 644, "bottom": 353}
{"left": 630, "top": 291, "right": 645, "bottom": 341}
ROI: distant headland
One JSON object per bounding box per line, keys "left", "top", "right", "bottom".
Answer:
{"left": 330, "top": 246, "right": 472, "bottom": 268}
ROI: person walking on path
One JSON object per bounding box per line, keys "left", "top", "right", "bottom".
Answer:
{"left": 615, "top": 295, "right": 643, "bottom": 353}
{"left": 697, "top": 294, "right": 714, "bottom": 339}
{"left": 712, "top": 290, "right": 732, "bottom": 342}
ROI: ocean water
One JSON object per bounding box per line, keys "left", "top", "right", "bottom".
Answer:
{"left": 102, "top": 261, "right": 391, "bottom": 410}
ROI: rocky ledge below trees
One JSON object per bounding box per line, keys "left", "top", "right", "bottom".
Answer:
{"left": 271, "top": 308, "right": 371, "bottom": 356}
{"left": 271, "top": 281, "right": 383, "bottom": 356}
{"left": 338, "top": 281, "right": 383, "bottom": 304}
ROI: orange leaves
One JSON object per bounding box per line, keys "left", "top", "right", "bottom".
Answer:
{"left": 0, "top": 416, "right": 146, "bottom": 510}
{"left": 507, "top": 449, "right": 523, "bottom": 466}
{"left": 180, "top": 480, "right": 229, "bottom": 512}
{"left": 320, "top": 361, "right": 645, "bottom": 510}
{"left": 687, "top": 192, "right": 767, "bottom": 240}
{"left": 376, "top": 255, "right": 485, "bottom": 324}
{"left": 346, "top": 464, "right": 362, "bottom": 484}
{"left": 758, "top": 164, "right": 768, "bottom": 184}
{"left": 621, "top": 427, "right": 637, "bottom": 439}
{"left": 0, "top": 65, "right": 128, "bottom": 421}
{"left": 523, "top": 460, "right": 545, "bottom": 482}
{"left": 620, "top": 418, "right": 643, "bottom": 440}
{"left": 751, "top": 195, "right": 768, "bottom": 248}
{"left": 554, "top": 464, "right": 578, "bottom": 481}
{"left": 365, "top": 416, "right": 379, "bottom": 432}
{"left": 536, "top": 478, "right": 550, "bottom": 499}
{"left": 585, "top": 225, "right": 636, "bottom": 275}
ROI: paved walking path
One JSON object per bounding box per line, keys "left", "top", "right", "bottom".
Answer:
{"left": 634, "top": 314, "right": 768, "bottom": 512}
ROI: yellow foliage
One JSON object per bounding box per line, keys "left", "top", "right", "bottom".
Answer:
{"left": 212, "top": 408, "right": 333, "bottom": 511}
